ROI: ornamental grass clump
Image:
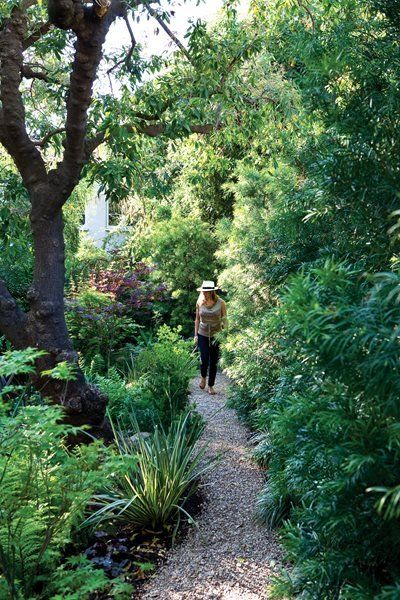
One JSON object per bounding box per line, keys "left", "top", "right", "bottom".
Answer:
{"left": 85, "top": 411, "right": 213, "bottom": 532}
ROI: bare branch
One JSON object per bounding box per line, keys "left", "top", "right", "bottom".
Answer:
{"left": 21, "top": 64, "right": 53, "bottom": 82}
{"left": 34, "top": 127, "right": 65, "bottom": 147}
{"left": 143, "top": 1, "right": 193, "bottom": 65}
{"left": 107, "top": 13, "right": 136, "bottom": 75}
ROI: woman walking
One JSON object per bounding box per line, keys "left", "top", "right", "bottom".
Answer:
{"left": 194, "top": 281, "right": 227, "bottom": 395}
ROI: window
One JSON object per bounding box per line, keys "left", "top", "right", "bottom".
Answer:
{"left": 106, "top": 199, "right": 120, "bottom": 227}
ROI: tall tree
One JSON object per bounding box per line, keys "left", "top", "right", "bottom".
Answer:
{"left": 0, "top": 0, "right": 260, "bottom": 433}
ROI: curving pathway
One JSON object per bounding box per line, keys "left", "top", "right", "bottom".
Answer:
{"left": 140, "top": 373, "right": 282, "bottom": 600}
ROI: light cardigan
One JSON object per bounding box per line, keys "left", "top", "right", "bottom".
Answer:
{"left": 198, "top": 298, "right": 223, "bottom": 338}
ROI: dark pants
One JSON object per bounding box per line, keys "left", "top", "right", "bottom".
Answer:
{"left": 198, "top": 333, "right": 220, "bottom": 387}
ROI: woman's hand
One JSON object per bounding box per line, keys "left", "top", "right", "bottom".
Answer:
{"left": 193, "top": 335, "right": 198, "bottom": 346}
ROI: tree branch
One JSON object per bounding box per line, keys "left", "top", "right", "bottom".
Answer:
{"left": 0, "top": 280, "right": 28, "bottom": 349}
{"left": 107, "top": 13, "right": 136, "bottom": 75}
{"left": 138, "top": 122, "right": 214, "bottom": 136}
{"left": 48, "top": 0, "right": 125, "bottom": 211}
{"left": 297, "top": 0, "right": 316, "bottom": 33}
{"left": 84, "top": 120, "right": 215, "bottom": 157}
{"left": 0, "top": 6, "right": 47, "bottom": 191}
{"left": 34, "top": 127, "right": 65, "bottom": 147}
{"left": 47, "top": 0, "right": 85, "bottom": 32}
{"left": 143, "top": 1, "right": 193, "bottom": 65}
{"left": 21, "top": 64, "right": 53, "bottom": 82}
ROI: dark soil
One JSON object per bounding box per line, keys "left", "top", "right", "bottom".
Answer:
{"left": 79, "top": 483, "right": 207, "bottom": 599}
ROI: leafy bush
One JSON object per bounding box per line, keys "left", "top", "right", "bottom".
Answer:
{"left": 85, "top": 411, "right": 212, "bottom": 532}
{"left": 227, "top": 262, "right": 400, "bottom": 597}
{"left": 133, "top": 325, "right": 197, "bottom": 427}
{"left": 65, "top": 288, "right": 139, "bottom": 371}
{"left": 89, "top": 261, "right": 168, "bottom": 326}
{"left": 94, "top": 368, "right": 157, "bottom": 432}
{"left": 91, "top": 326, "right": 196, "bottom": 431}
{"left": 127, "top": 210, "right": 220, "bottom": 335}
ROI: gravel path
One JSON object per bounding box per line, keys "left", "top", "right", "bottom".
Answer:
{"left": 140, "top": 373, "right": 282, "bottom": 600}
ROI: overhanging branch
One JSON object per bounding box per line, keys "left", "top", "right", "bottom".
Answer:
{"left": 84, "top": 120, "right": 215, "bottom": 156}
{"left": 21, "top": 64, "right": 54, "bottom": 82}
{"left": 143, "top": 1, "right": 193, "bottom": 65}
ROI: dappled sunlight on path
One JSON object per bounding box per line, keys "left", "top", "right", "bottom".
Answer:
{"left": 140, "top": 373, "right": 282, "bottom": 599}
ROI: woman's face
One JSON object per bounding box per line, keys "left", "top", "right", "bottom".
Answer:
{"left": 204, "top": 291, "right": 213, "bottom": 302}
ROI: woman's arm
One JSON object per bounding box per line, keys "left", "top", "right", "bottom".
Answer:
{"left": 194, "top": 304, "right": 200, "bottom": 343}
{"left": 221, "top": 300, "right": 228, "bottom": 330}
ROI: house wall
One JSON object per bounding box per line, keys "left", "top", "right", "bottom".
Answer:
{"left": 80, "top": 190, "right": 126, "bottom": 248}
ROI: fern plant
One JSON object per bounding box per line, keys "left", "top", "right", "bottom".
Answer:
{"left": 0, "top": 405, "right": 107, "bottom": 599}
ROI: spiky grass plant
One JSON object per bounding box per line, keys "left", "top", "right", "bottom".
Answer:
{"left": 85, "top": 411, "right": 214, "bottom": 532}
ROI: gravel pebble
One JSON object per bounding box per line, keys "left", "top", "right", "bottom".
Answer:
{"left": 140, "top": 373, "right": 282, "bottom": 599}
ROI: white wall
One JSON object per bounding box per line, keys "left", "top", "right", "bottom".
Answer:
{"left": 80, "top": 190, "right": 126, "bottom": 248}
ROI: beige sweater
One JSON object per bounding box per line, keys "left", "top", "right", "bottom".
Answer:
{"left": 198, "top": 298, "right": 223, "bottom": 338}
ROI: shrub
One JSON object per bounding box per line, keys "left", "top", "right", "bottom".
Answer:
{"left": 127, "top": 210, "right": 220, "bottom": 335}
{"left": 89, "top": 261, "right": 168, "bottom": 327}
{"left": 133, "top": 325, "right": 197, "bottom": 427}
{"left": 94, "top": 368, "right": 157, "bottom": 432}
{"left": 232, "top": 262, "right": 400, "bottom": 597}
{"left": 65, "top": 288, "right": 139, "bottom": 371}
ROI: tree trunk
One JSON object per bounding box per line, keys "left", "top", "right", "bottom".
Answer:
{"left": 25, "top": 204, "right": 107, "bottom": 434}
{"left": 0, "top": 0, "right": 126, "bottom": 440}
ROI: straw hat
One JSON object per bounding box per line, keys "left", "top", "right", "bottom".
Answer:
{"left": 196, "top": 280, "right": 219, "bottom": 292}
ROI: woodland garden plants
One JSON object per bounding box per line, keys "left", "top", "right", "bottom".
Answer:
{"left": 216, "top": 0, "right": 400, "bottom": 596}
{"left": 85, "top": 411, "right": 211, "bottom": 533}
{"left": 2, "top": 0, "right": 400, "bottom": 597}
{"left": 0, "top": 338, "right": 202, "bottom": 598}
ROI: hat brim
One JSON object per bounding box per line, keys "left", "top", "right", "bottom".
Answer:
{"left": 196, "top": 287, "right": 219, "bottom": 292}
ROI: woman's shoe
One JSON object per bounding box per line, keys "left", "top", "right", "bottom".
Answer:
{"left": 208, "top": 386, "right": 216, "bottom": 395}
{"left": 199, "top": 377, "right": 206, "bottom": 390}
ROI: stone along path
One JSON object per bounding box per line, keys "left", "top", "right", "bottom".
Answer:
{"left": 140, "top": 373, "right": 282, "bottom": 600}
